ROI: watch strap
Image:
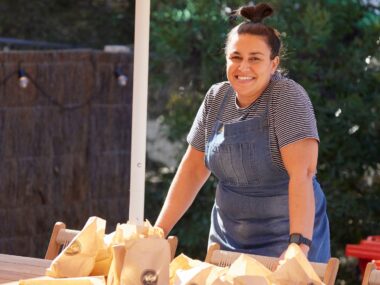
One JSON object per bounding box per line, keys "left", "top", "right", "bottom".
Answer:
{"left": 289, "top": 233, "right": 312, "bottom": 247}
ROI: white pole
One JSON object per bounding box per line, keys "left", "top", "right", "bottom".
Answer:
{"left": 129, "top": 0, "right": 150, "bottom": 225}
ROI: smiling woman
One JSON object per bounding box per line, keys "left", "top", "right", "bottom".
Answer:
{"left": 225, "top": 4, "right": 281, "bottom": 108}
{"left": 155, "top": 2, "right": 331, "bottom": 263}
{"left": 226, "top": 33, "right": 279, "bottom": 107}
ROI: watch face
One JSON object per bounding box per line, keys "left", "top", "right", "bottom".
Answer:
{"left": 289, "top": 233, "right": 312, "bottom": 247}
{"left": 290, "top": 234, "right": 301, "bottom": 244}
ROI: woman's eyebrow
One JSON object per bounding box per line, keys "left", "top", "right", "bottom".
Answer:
{"left": 230, "top": 51, "right": 264, "bottom": 55}
{"left": 249, "top": 52, "right": 264, "bottom": 56}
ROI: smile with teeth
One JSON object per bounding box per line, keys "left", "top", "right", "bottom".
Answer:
{"left": 236, "top": 75, "right": 255, "bottom": 80}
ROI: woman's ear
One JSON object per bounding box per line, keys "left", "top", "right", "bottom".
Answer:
{"left": 271, "top": 56, "right": 280, "bottom": 74}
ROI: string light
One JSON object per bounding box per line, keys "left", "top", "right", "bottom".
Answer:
{"left": 0, "top": 64, "right": 127, "bottom": 110}
{"left": 114, "top": 67, "right": 128, "bottom": 87}
{"left": 18, "top": 68, "right": 29, "bottom": 89}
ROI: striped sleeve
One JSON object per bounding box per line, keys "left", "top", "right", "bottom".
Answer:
{"left": 186, "top": 85, "right": 213, "bottom": 152}
{"left": 272, "top": 79, "right": 319, "bottom": 148}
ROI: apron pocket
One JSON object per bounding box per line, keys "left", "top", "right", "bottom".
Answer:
{"left": 209, "top": 143, "right": 260, "bottom": 186}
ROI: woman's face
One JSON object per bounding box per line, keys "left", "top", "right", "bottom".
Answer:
{"left": 226, "top": 33, "right": 279, "bottom": 107}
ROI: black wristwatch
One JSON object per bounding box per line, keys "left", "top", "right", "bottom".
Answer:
{"left": 289, "top": 233, "right": 312, "bottom": 247}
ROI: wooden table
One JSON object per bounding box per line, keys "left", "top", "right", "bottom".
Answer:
{"left": 0, "top": 254, "right": 51, "bottom": 284}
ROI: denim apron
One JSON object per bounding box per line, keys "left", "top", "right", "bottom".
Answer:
{"left": 205, "top": 86, "right": 330, "bottom": 262}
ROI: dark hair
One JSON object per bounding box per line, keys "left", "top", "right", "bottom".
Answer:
{"left": 226, "top": 3, "right": 282, "bottom": 60}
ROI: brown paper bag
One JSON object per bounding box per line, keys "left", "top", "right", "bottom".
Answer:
{"left": 46, "top": 217, "right": 107, "bottom": 278}
{"left": 19, "top": 276, "right": 106, "bottom": 285}
{"left": 106, "top": 220, "right": 167, "bottom": 285}
{"left": 106, "top": 245, "right": 126, "bottom": 285}
{"left": 224, "top": 254, "right": 272, "bottom": 285}
{"left": 120, "top": 220, "right": 165, "bottom": 240}
{"left": 227, "top": 254, "right": 272, "bottom": 277}
{"left": 232, "top": 275, "right": 270, "bottom": 285}
{"left": 120, "top": 237, "right": 170, "bottom": 285}
{"left": 205, "top": 266, "right": 229, "bottom": 285}
{"left": 172, "top": 262, "right": 232, "bottom": 285}
{"left": 170, "top": 253, "right": 204, "bottom": 284}
{"left": 173, "top": 262, "right": 214, "bottom": 285}
{"left": 269, "top": 243, "right": 324, "bottom": 285}
{"left": 90, "top": 241, "right": 113, "bottom": 276}
{"left": 170, "top": 254, "right": 228, "bottom": 285}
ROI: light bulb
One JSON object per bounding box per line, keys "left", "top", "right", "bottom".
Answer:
{"left": 18, "top": 69, "right": 29, "bottom": 89}
{"left": 19, "top": 76, "right": 29, "bottom": 88}
{"left": 117, "top": 74, "right": 128, "bottom": 86}
{"left": 114, "top": 68, "right": 128, "bottom": 87}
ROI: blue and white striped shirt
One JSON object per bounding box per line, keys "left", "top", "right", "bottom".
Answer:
{"left": 187, "top": 72, "right": 319, "bottom": 170}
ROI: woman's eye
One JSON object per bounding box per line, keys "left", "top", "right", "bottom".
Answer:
{"left": 249, "top": 57, "right": 261, "bottom": 62}
{"left": 230, "top": 56, "right": 241, "bottom": 61}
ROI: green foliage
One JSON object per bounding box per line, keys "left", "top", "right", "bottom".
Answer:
{"left": 148, "top": 0, "right": 241, "bottom": 116}
{"left": 148, "top": 1, "right": 380, "bottom": 284}
{"left": 0, "top": 0, "right": 135, "bottom": 48}
{"left": 164, "top": 90, "right": 204, "bottom": 143}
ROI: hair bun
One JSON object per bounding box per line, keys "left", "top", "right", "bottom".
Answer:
{"left": 238, "top": 3, "right": 274, "bottom": 23}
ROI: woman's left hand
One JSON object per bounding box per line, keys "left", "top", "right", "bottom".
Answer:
{"left": 277, "top": 243, "right": 310, "bottom": 269}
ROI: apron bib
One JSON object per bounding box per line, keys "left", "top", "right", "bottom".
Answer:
{"left": 205, "top": 86, "right": 330, "bottom": 262}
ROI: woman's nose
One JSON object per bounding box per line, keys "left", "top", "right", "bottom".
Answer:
{"left": 238, "top": 60, "right": 250, "bottom": 71}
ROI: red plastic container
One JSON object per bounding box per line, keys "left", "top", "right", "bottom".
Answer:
{"left": 345, "top": 236, "right": 380, "bottom": 276}
{"left": 375, "top": 260, "right": 380, "bottom": 268}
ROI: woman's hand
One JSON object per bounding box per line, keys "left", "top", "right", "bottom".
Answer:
{"left": 277, "top": 243, "right": 310, "bottom": 269}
